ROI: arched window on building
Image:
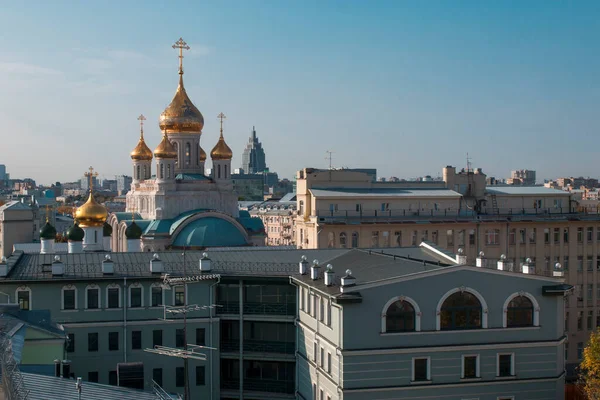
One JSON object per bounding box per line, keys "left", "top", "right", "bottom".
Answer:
{"left": 351, "top": 232, "right": 359, "bottom": 248}
{"left": 224, "top": 165, "right": 228, "bottom": 179}
{"left": 439, "top": 291, "right": 483, "bottom": 330}
{"left": 136, "top": 165, "right": 140, "bottom": 180}
{"left": 504, "top": 293, "right": 539, "bottom": 327}
{"left": 218, "top": 164, "right": 221, "bottom": 179}
{"left": 160, "top": 163, "right": 164, "bottom": 179}
{"left": 339, "top": 232, "right": 347, "bottom": 248}
{"left": 299, "top": 201, "right": 304, "bottom": 215}
{"left": 185, "top": 143, "right": 191, "bottom": 166}
{"left": 167, "top": 164, "right": 171, "bottom": 179}
{"left": 384, "top": 298, "right": 417, "bottom": 332}
{"left": 328, "top": 232, "right": 335, "bottom": 248}
{"left": 142, "top": 165, "right": 147, "bottom": 180}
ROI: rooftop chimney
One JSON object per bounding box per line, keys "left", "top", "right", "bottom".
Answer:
{"left": 497, "top": 254, "right": 513, "bottom": 271}
{"left": 299, "top": 255, "right": 308, "bottom": 275}
{"left": 61, "top": 360, "right": 71, "bottom": 379}
{"left": 522, "top": 258, "right": 534, "bottom": 274}
{"left": 54, "top": 360, "right": 61, "bottom": 377}
{"left": 199, "top": 252, "right": 211, "bottom": 272}
{"left": 553, "top": 262, "right": 563, "bottom": 277}
{"left": 455, "top": 248, "right": 467, "bottom": 265}
{"left": 310, "top": 259, "right": 320, "bottom": 280}
{"left": 476, "top": 251, "right": 487, "bottom": 268}
{"left": 340, "top": 269, "right": 356, "bottom": 288}
{"left": 52, "top": 255, "right": 64, "bottom": 276}
{"left": 0, "top": 257, "right": 8, "bottom": 277}
{"left": 102, "top": 254, "right": 114, "bottom": 274}
{"left": 324, "top": 264, "right": 334, "bottom": 286}
{"left": 150, "top": 253, "right": 163, "bottom": 274}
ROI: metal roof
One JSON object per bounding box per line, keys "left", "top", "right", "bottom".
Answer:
{"left": 21, "top": 372, "right": 159, "bottom": 400}
{"left": 309, "top": 188, "right": 462, "bottom": 198}
{"left": 486, "top": 186, "right": 570, "bottom": 196}
{"left": 14, "top": 243, "right": 69, "bottom": 254}
{"left": 0, "top": 201, "right": 32, "bottom": 212}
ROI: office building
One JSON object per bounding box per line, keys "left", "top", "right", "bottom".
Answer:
{"left": 116, "top": 175, "right": 133, "bottom": 196}
{"left": 241, "top": 127, "right": 267, "bottom": 174}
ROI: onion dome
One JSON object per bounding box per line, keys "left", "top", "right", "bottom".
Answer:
{"left": 103, "top": 222, "right": 113, "bottom": 237}
{"left": 199, "top": 145, "right": 207, "bottom": 162}
{"left": 130, "top": 129, "right": 153, "bottom": 161}
{"left": 39, "top": 221, "right": 57, "bottom": 240}
{"left": 66, "top": 222, "right": 85, "bottom": 242}
{"left": 74, "top": 193, "right": 108, "bottom": 228}
{"left": 159, "top": 74, "right": 204, "bottom": 134}
{"left": 211, "top": 133, "right": 233, "bottom": 160}
{"left": 153, "top": 133, "right": 177, "bottom": 159}
{"left": 125, "top": 221, "right": 143, "bottom": 240}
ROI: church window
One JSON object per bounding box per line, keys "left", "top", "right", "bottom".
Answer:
{"left": 218, "top": 165, "right": 221, "bottom": 179}
{"left": 160, "top": 164, "right": 164, "bottom": 179}
{"left": 136, "top": 165, "right": 140, "bottom": 180}
{"left": 167, "top": 164, "right": 171, "bottom": 179}
{"left": 185, "top": 143, "right": 191, "bottom": 166}
{"left": 143, "top": 165, "right": 147, "bottom": 179}
{"left": 224, "top": 165, "right": 228, "bottom": 179}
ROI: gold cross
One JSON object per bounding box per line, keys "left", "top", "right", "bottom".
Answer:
{"left": 217, "top": 112, "right": 226, "bottom": 136}
{"left": 84, "top": 166, "right": 98, "bottom": 192}
{"left": 45, "top": 205, "right": 50, "bottom": 223}
{"left": 172, "top": 37, "right": 190, "bottom": 75}
{"left": 137, "top": 114, "right": 146, "bottom": 137}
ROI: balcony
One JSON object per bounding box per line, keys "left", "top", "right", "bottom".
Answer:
{"left": 221, "top": 339, "right": 295, "bottom": 354}
{"left": 222, "top": 379, "right": 295, "bottom": 394}
{"left": 216, "top": 301, "right": 296, "bottom": 316}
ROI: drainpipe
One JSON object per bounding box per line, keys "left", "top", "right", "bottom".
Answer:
{"left": 239, "top": 279, "right": 244, "bottom": 400}
{"left": 289, "top": 277, "right": 299, "bottom": 397}
{"left": 209, "top": 275, "right": 220, "bottom": 400}
{"left": 335, "top": 302, "right": 342, "bottom": 393}
{"left": 123, "top": 277, "right": 127, "bottom": 363}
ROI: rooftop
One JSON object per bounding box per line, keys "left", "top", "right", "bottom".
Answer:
{"left": 486, "top": 186, "right": 570, "bottom": 196}
{"left": 309, "top": 188, "right": 462, "bottom": 198}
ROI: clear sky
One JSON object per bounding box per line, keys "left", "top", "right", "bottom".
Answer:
{"left": 0, "top": 1, "right": 598, "bottom": 185}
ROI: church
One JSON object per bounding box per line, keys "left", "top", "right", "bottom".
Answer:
{"left": 68, "top": 38, "right": 265, "bottom": 253}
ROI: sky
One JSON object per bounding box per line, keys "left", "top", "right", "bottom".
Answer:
{"left": 0, "top": 1, "right": 598, "bottom": 185}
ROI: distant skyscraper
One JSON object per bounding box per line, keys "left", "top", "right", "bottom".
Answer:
{"left": 241, "top": 127, "right": 267, "bottom": 174}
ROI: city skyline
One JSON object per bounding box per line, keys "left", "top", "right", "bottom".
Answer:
{"left": 0, "top": 1, "right": 598, "bottom": 185}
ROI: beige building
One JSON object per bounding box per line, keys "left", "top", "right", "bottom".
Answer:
{"left": 295, "top": 166, "right": 598, "bottom": 369}
{"left": 251, "top": 208, "right": 297, "bottom": 246}
{"left": 0, "top": 201, "right": 35, "bottom": 258}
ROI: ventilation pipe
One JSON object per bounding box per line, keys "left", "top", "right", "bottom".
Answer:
{"left": 553, "top": 262, "right": 563, "bottom": 277}
{"left": 324, "top": 264, "right": 334, "bottom": 286}
{"left": 150, "top": 254, "right": 163, "bottom": 274}
{"left": 455, "top": 248, "right": 467, "bottom": 265}
{"left": 340, "top": 269, "right": 356, "bottom": 288}
{"left": 476, "top": 251, "right": 487, "bottom": 268}
{"left": 52, "top": 255, "right": 64, "bottom": 276}
{"left": 310, "top": 259, "right": 320, "bottom": 280}
{"left": 102, "top": 254, "right": 114, "bottom": 274}
{"left": 299, "top": 255, "right": 308, "bottom": 275}
{"left": 199, "top": 252, "right": 211, "bottom": 272}
{"left": 522, "top": 258, "right": 534, "bottom": 274}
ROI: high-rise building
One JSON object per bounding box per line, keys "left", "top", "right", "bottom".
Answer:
{"left": 510, "top": 169, "right": 536, "bottom": 186}
{"left": 115, "top": 175, "right": 132, "bottom": 195}
{"left": 241, "top": 126, "right": 267, "bottom": 174}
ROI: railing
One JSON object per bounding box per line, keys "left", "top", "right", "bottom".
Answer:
{"left": 220, "top": 339, "right": 295, "bottom": 354}
{"left": 216, "top": 302, "right": 296, "bottom": 316}
{"left": 152, "top": 380, "right": 182, "bottom": 400}
{"left": 220, "top": 339, "right": 240, "bottom": 352}
{"left": 222, "top": 379, "right": 295, "bottom": 394}
{"left": 475, "top": 258, "right": 556, "bottom": 278}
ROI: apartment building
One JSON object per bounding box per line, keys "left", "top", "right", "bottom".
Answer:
{"left": 295, "top": 166, "right": 597, "bottom": 373}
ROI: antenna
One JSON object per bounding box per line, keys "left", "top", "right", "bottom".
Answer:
{"left": 325, "top": 150, "right": 334, "bottom": 170}
{"left": 466, "top": 153, "right": 472, "bottom": 174}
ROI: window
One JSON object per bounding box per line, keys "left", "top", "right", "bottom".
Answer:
{"left": 508, "top": 229, "right": 516, "bottom": 245}
{"left": 153, "top": 368, "right": 163, "bottom": 387}
{"left": 175, "top": 286, "right": 185, "bottom": 306}
{"left": 108, "top": 332, "right": 119, "bottom": 351}
{"left": 440, "top": 291, "right": 482, "bottom": 330}
{"left": 412, "top": 358, "right": 430, "bottom": 381}
{"left": 544, "top": 228, "right": 550, "bottom": 244}
{"left": 462, "top": 355, "right": 479, "bottom": 379}
{"left": 325, "top": 299, "right": 332, "bottom": 326}
{"left": 151, "top": 286, "right": 163, "bottom": 307}
{"left": 588, "top": 227, "right": 594, "bottom": 243}
{"left": 153, "top": 330, "right": 163, "bottom": 347}
{"left": 588, "top": 256, "right": 594, "bottom": 271}
{"left": 107, "top": 286, "right": 120, "bottom": 309}
{"left": 371, "top": 231, "right": 379, "bottom": 247}
{"left": 553, "top": 228, "right": 560, "bottom": 244}
{"left": 88, "top": 371, "right": 98, "bottom": 383}
{"left": 329, "top": 203, "right": 338, "bottom": 213}
{"left": 327, "top": 352, "right": 332, "bottom": 373}
{"left": 564, "top": 228, "right": 569, "bottom": 243}
{"left": 196, "top": 328, "right": 205, "bottom": 346}
{"left": 130, "top": 286, "right": 142, "bottom": 308}
{"left": 469, "top": 229, "right": 476, "bottom": 245}
{"left": 564, "top": 255, "right": 569, "bottom": 271}
{"left": 431, "top": 230, "right": 438, "bottom": 245}
{"left": 394, "top": 231, "right": 402, "bottom": 247}
{"left": 566, "top": 311, "right": 569, "bottom": 332}
{"left": 578, "top": 311, "right": 583, "bottom": 330}
{"left": 355, "top": 203, "right": 362, "bottom": 212}
{"left": 132, "top": 331, "right": 142, "bottom": 350}
{"left": 412, "top": 230, "right": 418, "bottom": 246}
{"left": 313, "top": 342, "right": 317, "bottom": 361}
{"left": 446, "top": 230, "right": 454, "bottom": 246}
{"left": 109, "top": 371, "right": 117, "bottom": 386}
{"left": 588, "top": 311, "right": 593, "bottom": 331}
{"left": 519, "top": 229, "right": 526, "bottom": 244}
{"left": 16, "top": 288, "right": 31, "bottom": 310}
{"left": 320, "top": 347, "right": 324, "bottom": 367}
{"left": 589, "top": 284, "right": 594, "bottom": 304}
{"left": 458, "top": 230, "right": 465, "bottom": 246}
{"left": 176, "top": 367, "right": 185, "bottom": 387}
{"left": 385, "top": 299, "right": 416, "bottom": 332}
{"left": 529, "top": 228, "right": 536, "bottom": 244}
{"left": 506, "top": 295, "right": 534, "bottom": 327}
{"left": 421, "top": 230, "right": 428, "bottom": 242}
{"left": 578, "top": 227, "right": 584, "bottom": 243}
{"left": 88, "top": 332, "right": 99, "bottom": 352}
{"left": 196, "top": 366, "right": 205, "bottom": 385}
{"left": 497, "top": 353, "right": 514, "bottom": 377}
{"left": 86, "top": 287, "right": 99, "bottom": 309}
{"left": 577, "top": 342, "right": 583, "bottom": 360}
{"left": 176, "top": 328, "right": 185, "bottom": 348}
{"left": 578, "top": 256, "right": 584, "bottom": 272}
{"left": 62, "top": 287, "right": 76, "bottom": 310}
{"left": 339, "top": 232, "right": 347, "bottom": 248}
{"left": 319, "top": 297, "right": 324, "bottom": 322}
{"left": 485, "top": 229, "right": 500, "bottom": 245}
{"left": 66, "top": 333, "right": 75, "bottom": 353}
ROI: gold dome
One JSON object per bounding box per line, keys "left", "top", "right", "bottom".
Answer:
{"left": 210, "top": 133, "right": 233, "bottom": 160}
{"left": 154, "top": 132, "right": 178, "bottom": 159}
{"left": 159, "top": 75, "right": 204, "bottom": 134}
{"left": 199, "top": 145, "right": 207, "bottom": 162}
{"left": 75, "top": 192, "right": 108, "bottom": 228}
{"left": 130, "top": 130, "right": 153, "bottom": 161}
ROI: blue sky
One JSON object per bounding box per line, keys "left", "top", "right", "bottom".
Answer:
{"left": 0, "top": 1, "right": 598, "bottom": 185}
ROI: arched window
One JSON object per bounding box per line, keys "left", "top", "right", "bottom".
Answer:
{"left": 167, "top": 163, "right": 171, "bottom": 179}
{"left": 351, "top": 232, "right": 359, "bottom": 248}
{"left": 136, "top": 165, "right": 140, "bottom": 180}
{"left": 339, "top": 232, "right": 347, "bottom": 248}
{"left": 160, "top": 163, "right": 164, "bottom": 179}
{"left": 16, "top": 286, "right": 31, "bottom": 310}
{"left": 218, "top": 164, "right": 221, "bottom": 179}
{"left": 328, "top": 232, "right": 335, "bottom": 248}
{"left": 386, "top": 300, "right": 415, "bottom": 332}
{"left": 224, "top": 165, "right": 228, "bottom": 179}
{"left": 439, "top": 290, "right": 484, "bottom": 330}
{"left": 503, "top": 292, "right": 539, "bottom": 327}
{"left": 143, "top": 165, "right": 147, "bottom": 179}
{"left": 185, "top": 143, "right": 191, "bottom": 166}
{"left": 299, "top": 201, "right": 304, "bottom": 215}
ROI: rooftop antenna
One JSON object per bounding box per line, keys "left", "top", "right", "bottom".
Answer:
{"left": 466, "top": 153, "right": 472, "bottom": 174}
{"left": 325, "top": 150, "right": 334, "bottom": 181}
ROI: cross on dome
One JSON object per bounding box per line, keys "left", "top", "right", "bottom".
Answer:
{"left": 172, "top": 37, "right": 190, "bottom": 75}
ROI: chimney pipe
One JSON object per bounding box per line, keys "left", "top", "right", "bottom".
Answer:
{"left": 310, "top": 260, "right": 320, "bottom": 280}
{"left": 340, "top": 269, "right": 356, "bottom": 289}
{"left": 199, "top": 252, "right": 211, "bottom": 272}
{"left": 475, "top": 251, "right": 487, "bottom": 268}
{"left": 0, "top": 256, "right": 8, "bottom": 277}
{"left": 553, "top": 262, "right": 563, "bottom": 277}
{"left": 61, "top": 360, "right": 71, "bottom": 379}
{"left": 299, "top": 255, "right": 308, "bottom": 275}
{"left": 54, "top": 359, "right": 61, "bottom": 377}
{"left": 102, "top": 254, "right": 114, "bottom": 274}
{"left": 455, "top": 248, "right": 467, "bottom": 265}
{"left": 522, "top": 258, "right": 534, "bottom": 274}
{"left": 324, "top": 264, "right": 334, "bottom": 286}
{"left": 52, "top": 255, "right": 64, "bottom": 276}
{"left": 150, "top": 253, "right": 163, "bottom": 274}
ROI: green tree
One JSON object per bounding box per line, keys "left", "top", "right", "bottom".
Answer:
{"left": 580, "top": 329, "right": 600, "bottom": 399}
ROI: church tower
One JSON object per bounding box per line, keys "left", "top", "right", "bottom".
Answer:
{"left": 74, "top": 167, "right": 108, "bottom": 252}
{"left": 159, "top": 38, "right": 205, "bottom": 176}
{"left": 130, "top": 114, "right": 153, "bottom": 183}
{"left": 211, "top": 112, "right": 233, "bottom": 187}
{"left": 154, "top": 132, "right": 177, "bottom": 183}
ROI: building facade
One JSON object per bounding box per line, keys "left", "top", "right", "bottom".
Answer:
{"left": 241, "top": 127, "right": 267, "bottom": 175}
{"left": 0, "top": 202, "right": 35, "bottom": 258}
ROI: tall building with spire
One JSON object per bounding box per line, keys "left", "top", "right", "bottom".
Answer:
{"left": 241, "top": 126, "right": 267, "bottom": 174}
{"left": 106, "top": 38, "right": 264, "bottom": 252}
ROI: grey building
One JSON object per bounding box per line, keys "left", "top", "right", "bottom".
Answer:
{"left": 0, "top": 245, "right": 569, "bottom": 399}
{"left": 241, "top": 127, "right": 267, "bottom": 174}
{"left": 116, "top": 175, "right": 133, "bottom": 196}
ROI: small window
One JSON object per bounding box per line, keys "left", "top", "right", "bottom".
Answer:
{"left": 339, "top": 232, "right": 347, "bottom": 248}
{"left": 176, "top": 328, "right": 185, "bottom": 348}
{"left": 174, "top": 286, "right": 185, "bottom": 306}
{"left": 497, "top": 353, "right": 514, "bottom": 377}
{"left": 196, "top": 328, "right": 206, "bottom": 346}
{"left": 313, "top": 342, "right": 318, "bottom": 361}
{"left": 131, "top": 331, "right": 142, "bottom": 350}
{"left": 176, "top": 367, "right": 185, "bottom": 387}
{"left": 196, "top": 366, "right": 205, "bottom": 386}
{"left": 351, "top": 232, "right": 359, "bottom": 248}
{"left": 87, "top": 287, "right": 99, "bottom": 309}
{"left": 412, "top": 358, "right": 430, "bottom": 381}
{"left": 108, "top": 332, "right": 119, "bottom": 351}
{"left": 130, "top": 287, "right": 142, "bottom": 308}
{"left": 385, "top": 299, "right": 415, "bottom": 332}
{"left": 462, "top": 355, "right": 479, "bottom": 379}
{"left": 63, "top": 288, "right": 76, "bottom": 310}
{"left": 153, "top": 330, "right": 163, "bottom": 347}
{"left": 153, "top": 368, "right": 163, "bottom": 387}
{"left": 327, "top": 352, "right": 332, "bottom": 373}
{"left": 88, "top": 371, "right": 98, "bottom": 383}
{"left": 66, "top": 333, "right": 75, "bottom": 353}
{"left": 107, "top": 287, "right": 120, "bottom": 309}
{"left": 320, "top": 347, "right": 324, "bottom": 367}
{"left": 88, "top": 332, "right": 99, "bottom": 352}
{"left": 151, "top": 286, "right": 163, "bottom": 307}
{"left": 506, "top": 296, "right": 534, "bottom": 327}
{"left": 17, "top": 289, "right": 31, "bottom": 310}
{"left": 577, "top": 342, "right": 584, "bottom": 360}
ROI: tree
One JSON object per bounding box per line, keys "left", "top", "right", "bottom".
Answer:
{"left": 580, "top": 329, "right": 600, "bottom": 399}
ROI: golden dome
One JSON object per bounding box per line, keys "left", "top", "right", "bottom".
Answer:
{"left": 210, "top": 133, "right": 233, "bottom": 160}
{"left": 130, "top": 130, "right": 153, "bottom": 161}
{"left": 199, "top": 145, "right": 207, "bottom": 162}
{"left": 159, "top": 75, "right": 204, "bottom": 134}
{"left": 75, "top": 192, "right": 108, "bottom": 228}
{"left": 154, "top": 133, "right": 178, "bottom": 159}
